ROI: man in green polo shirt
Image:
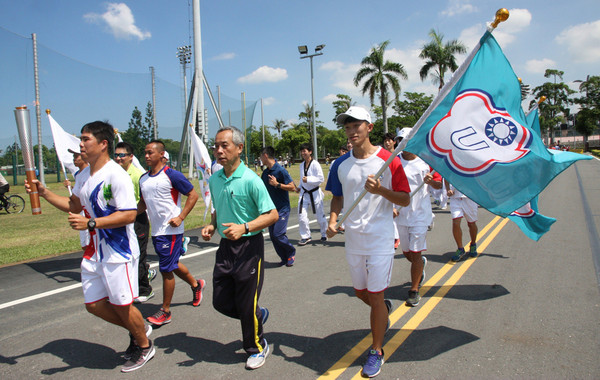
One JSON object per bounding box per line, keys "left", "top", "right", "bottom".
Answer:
{"left": 201, "top": 126, "right": 278, "bottom": 370}
{"left": 115, "top": 142, "right": 153, "bottom": 303}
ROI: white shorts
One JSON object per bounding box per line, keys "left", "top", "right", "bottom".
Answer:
{"left": 397, "top": 225, "right": 428, "bottom": 253}
{"left": 450, "top": 197, "right": 479, "bottom": 223}
{"left": 81, "top": 258, "right": 139, "bottom": 306}
{"left": 346, "top": 253, "right": 393, "bottom": 293}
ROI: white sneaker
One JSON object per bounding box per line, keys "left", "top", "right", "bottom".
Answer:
{"left": 245, "top": 339, "right": 270, "bottom": 369}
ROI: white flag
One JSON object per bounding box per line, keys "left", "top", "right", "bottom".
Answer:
{"left": 115, "top": 132, "right": 145, "bottom": 171}
{"left": 189, "top": 126, "right": 212, "bottom": 217}
{"left": 47, "top": 113, "right": 80, "bottom": 176}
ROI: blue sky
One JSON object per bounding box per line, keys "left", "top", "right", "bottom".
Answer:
{"left": 1, "top": 0, "right": 599, "bottom": 150}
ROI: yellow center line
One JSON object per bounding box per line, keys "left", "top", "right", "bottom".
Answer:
{"left": 318, "top": 215, "right": 505, "bottom": 379}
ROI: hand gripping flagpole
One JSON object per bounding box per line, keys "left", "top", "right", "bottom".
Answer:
{"left": 14, "top": 106, "right": 42, "bottom": 215}
{"left": 335, "top": 8, "right": 509, "bottom": 229}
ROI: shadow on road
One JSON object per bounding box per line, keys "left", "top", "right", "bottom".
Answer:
{"left": 1, "top": 338, "right": 119, "bottom": 374}
{"left": 26, "top": 256, "right": 81, "bottom": 283}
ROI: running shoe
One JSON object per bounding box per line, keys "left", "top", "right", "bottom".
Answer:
{"left": 260, "top": 306, "right": 269, "bottom": 325}
{"left": 245, "top": 339, "right": 270, "bottom": 369}
{"left": 469, "top": 243, "right": 478, "bottom": 257}
{"left": 147, "top": 308, "right": 172, "bottom": 326}
{"left": 406, "top": 290, "right": 421, "bottom": 307}
{"left": 133, "top": 290, "right": 155, "bottom": 304}
{"left": 384, "top": 299, "right": 393, "bottom": 332}
{"left": 148, "top": 269, "right": 157, "bottom": 282}
{"left": 192, "top": 279, "right": 206, "bottom": 307}
{"left": 362, "top": 349, "right": 385, "bottom": 378}
{"left": 286, "top": 256, "right": 295, "bottom": 267}
{"left": 182, "top": 236, "right": 191, "bottom": 255}
{"left": 123, "top": 325, "right": 153, "bottom": 360}
{"left": 298, "top": 238, "right": 311, "bottom": 246}
{"left": 320, "top": 236, "right": 327, "bottom": 242}
{"left": 451, "top": 248, "right": 466, "bottom": 262}
{"left": 419, "top": 256, "right": 428, "bottom": 287}
{"left": 121, "top": 339, "right": 155, "bottom": 372}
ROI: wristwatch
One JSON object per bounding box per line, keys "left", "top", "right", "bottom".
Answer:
{"left": 244, "top": 222, "right": 250, "bottom": 234}
{"left": 87, "top": 217, "right": 96, "bottom": 232}
{"left": 276, "top": 183, "right": 281, "bottom": 189}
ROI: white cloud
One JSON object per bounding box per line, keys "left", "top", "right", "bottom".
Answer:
{"left": 212, "top": 52, "right": 236, "bottom": 61}
{"left": 493, "top": 8, "right": 532, "bottom": 47}
{"left": 458, "top": 24, "right": 484, "bottom": 52}
{"left": 441, "top": 0, "right": 477, "bottom": 17}
{"left": 262, "top": 97, "right": 276, "bottom": 106}
{"left": 556, "top": 20, "right": 600, "bottom": 63}
{"left": 84, "top": 3, "right": 150, "bottom": 41}
{"left": 237, "top": 66, "right": 288, "bottom": 84}
{"left": 320, "top": 60, "right": 361, "bottom": 95}
{"left": 322, "top": 94, "right": 339, "bottom": 103}
{"left": 525, "top": 58, "right": 556, "bottom": 74}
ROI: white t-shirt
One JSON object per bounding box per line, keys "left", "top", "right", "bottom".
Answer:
{"left": 397, "top": 156, "right": 441, "bottom": 227}
{"left": 326, "top": 147, "right": 411, "bottom": 255}
{"left": 139, "top": 165, "right": 194, "bottom": 237}
{"left": 72, "top": 161, "right": 139, "bottom": 263}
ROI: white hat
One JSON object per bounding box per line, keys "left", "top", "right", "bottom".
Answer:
{"left": 67, "top": 147, "right": 81, "bottom": 154}
{"left": 336, "top": 106, "right": 372, "bottom": 125}
{"left": 163, "top": 151, "right": 170, "bottom": 161}
{"left": 395, "top": 127, "right": 412, "bottom": 141}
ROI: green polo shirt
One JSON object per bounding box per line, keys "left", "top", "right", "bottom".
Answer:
{"left": 126, "top": 164, "right": 145, "bottom": 203}
{"left": 208, "top": 161, "right": 275, "bottom": 239}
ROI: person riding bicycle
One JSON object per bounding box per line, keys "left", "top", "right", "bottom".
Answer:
{"left": 0, "top": 172, "right": 9, "bottom": 199}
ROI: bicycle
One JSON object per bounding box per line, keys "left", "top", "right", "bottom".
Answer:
{"left": 0, "top": 191, "right": 25, "bottom": 214}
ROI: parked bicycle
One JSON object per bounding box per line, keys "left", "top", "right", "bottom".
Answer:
{"left": 0, "top": 191, "right": 25, "bottom": 214}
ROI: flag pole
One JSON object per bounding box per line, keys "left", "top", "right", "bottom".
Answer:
{"left": 46, "top": 109, "right": 72, "bottom": 195}
{"left": 526, "top": 96, "right": 546, "bottom": 117}
{"left": 335, "top": 8, "right": 509, "bottom": 229}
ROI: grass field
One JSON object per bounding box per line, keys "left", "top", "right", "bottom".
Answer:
{"left": 0, "top": 163, "right": 332, "bottom": 266}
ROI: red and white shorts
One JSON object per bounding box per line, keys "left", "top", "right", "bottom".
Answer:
{"left": 81, "top": 257, "right": 138, "bottom": 306}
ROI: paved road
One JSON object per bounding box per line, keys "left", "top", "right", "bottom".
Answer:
{"left": 1, "top": 159, "right": 599, "bottom": 379}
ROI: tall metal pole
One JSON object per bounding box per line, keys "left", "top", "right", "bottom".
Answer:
{"left": 32, "top": 33, "right": 44, "bottom": 185}
{"left": 299, "top": 45, "right": 324, "bottom": 161}
{"left": 309, "top": 56, "right": 317, "bottom": 161}
{"left": 261, "top": 98, "right": 265, "bottom": 148}
{"left": 192, "top": 0, "right": 205, "bottom": 141}
{"left": 242, "top": 92, "right": 247, "bottom": 163}
{"left": 150, "top": 66, "right": 157, "bottom": 139}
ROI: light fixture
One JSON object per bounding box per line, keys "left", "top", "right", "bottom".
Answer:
{"left": 298, "top": 45, "right": 308, "bottom": 54}
{"left": 315, "top": 44, "right": 325, "bottom": 52}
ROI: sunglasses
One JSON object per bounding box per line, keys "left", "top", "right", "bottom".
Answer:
{"left": 114, "top": 153, "right": 131, "bottom": 158}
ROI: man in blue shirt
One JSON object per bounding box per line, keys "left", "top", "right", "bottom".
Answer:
{"left": 260, "top": 146, "right": 297, "bottom": 267}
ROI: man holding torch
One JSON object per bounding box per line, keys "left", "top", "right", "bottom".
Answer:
{"left": 25, "top": 121, "right": 154, "bottom": 373}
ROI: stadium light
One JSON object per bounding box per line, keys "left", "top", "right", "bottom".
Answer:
{"left": 298, "top": 44, "right": 325, "bottom": 161}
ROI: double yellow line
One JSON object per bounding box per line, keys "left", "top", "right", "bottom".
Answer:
{"left": 319, "top": 215, "right": 509, "bottom": 379}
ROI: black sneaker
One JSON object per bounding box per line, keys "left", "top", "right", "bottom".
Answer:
{"left": 123, "top": 324, "right": 153, "bottom": 360}
{"left": 298, "top": 238, "right": 312, "bottom": 246}
{"left": 121, "top": 339, "right": 155, "bottom": 372}
{"left": 384, "top": 299, "right": 393, "bottom": 332}
{"left": 406, "top": 290, "right": 421, "bottom": 307}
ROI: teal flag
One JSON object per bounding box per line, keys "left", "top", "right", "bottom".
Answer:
{"left": 404, "top": 31, "right": 591, "bottom": 217}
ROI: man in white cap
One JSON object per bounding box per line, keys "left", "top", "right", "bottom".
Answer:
{"left": 326, "top": 106, "right": 411, "bottom": 378}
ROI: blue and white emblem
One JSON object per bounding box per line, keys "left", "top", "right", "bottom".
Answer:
{"left": 427, "top": 89, "right": 532, "bottom": 176}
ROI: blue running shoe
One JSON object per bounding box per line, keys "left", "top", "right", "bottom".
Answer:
{"left": 260, "top": 307, "right": 269, "bottom": 325}
{"left": 362, "top": 349, "right": 384, "bottom": 377}
{"left": 451, "top": 248, "right": 466, "bottom": 262}
{"left": 469, "top": 243, "right": 478, "bottom": 257}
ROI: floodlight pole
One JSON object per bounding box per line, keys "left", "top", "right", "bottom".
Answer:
{"left": 299, "top": 45, "right": 324, "bottom": 161}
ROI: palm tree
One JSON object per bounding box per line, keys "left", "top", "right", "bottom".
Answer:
{"left": 272, "top": 118, "right": 287, "bottom": 139}
{"left": 354, "top": 40, "right": 407, "bottom": 133}
{"left": 332, "top": 94, "right": 355, "bottom": 124}
{"left": 419, "top": 29, "right": 466, "bottom": 92}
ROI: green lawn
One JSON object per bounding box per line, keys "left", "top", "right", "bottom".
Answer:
{"left": 0, "top": 163, "right": 332, "bottom": 266}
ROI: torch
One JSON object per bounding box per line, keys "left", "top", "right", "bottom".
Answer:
{"left": 14, "top": 106, "right": 42, "bottom": 215}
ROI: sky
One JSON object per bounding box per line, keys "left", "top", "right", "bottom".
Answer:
{"left": 1, "top": 0, "right": 599, "bottom": 150}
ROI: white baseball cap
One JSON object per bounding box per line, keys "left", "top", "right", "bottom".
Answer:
{"left": 336, "top": 106, "right": 372, "bottom": 125}
{"left": 395, "top": 127, "right": 412, "bottom": 141}
{"left": 163, "top": 151, "right": 170, "bottom": 161}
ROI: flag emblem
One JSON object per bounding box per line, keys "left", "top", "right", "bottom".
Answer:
{"left": 427, "top": 89, "right": 532, "bottom": 176}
